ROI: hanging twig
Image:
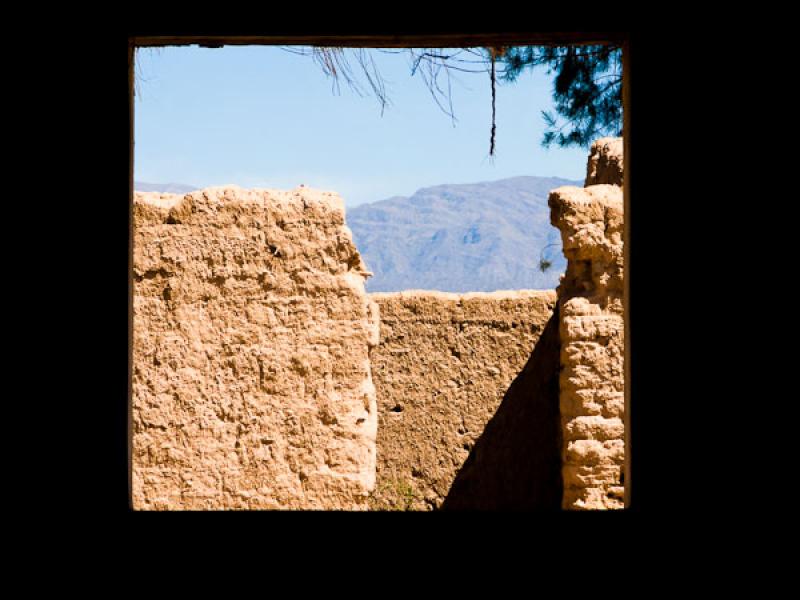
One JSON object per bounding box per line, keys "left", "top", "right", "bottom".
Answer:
{"left": 489, "top": 48, "right": 497, "bottom": 157}
{"left": 538, "top": 242, "right": 559, "bottom": 272}
{"left": 279, "top": 46, "right": 507, "bottom": 137}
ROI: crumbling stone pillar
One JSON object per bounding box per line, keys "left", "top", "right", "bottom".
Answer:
{"left": 585, "top": 137, "right": 624, "bottom": 187}
{"left": 132, "top": 186, "right": 379, "bottom": 510}
{"left": 550, "top": 137, "right": 625, "bottom": 509}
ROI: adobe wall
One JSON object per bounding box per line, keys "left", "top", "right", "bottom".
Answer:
{"left": 131, "top": 135, "right": 624, "bottom": 511}
{"left": 549, "top": 137, "right": 625, "bottom": 509}
{"left": 132, "top": 186, "right": 380, "bottom": 510}
{"left": 368, "top": 290, "right": 556, "bottom": 510}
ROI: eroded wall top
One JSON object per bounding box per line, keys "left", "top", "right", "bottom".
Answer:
{"left": 585, "top": 137, "right": 624, "bottom": 187}
{"left": 549, "top": 184, "right": 624, "bottom": 308}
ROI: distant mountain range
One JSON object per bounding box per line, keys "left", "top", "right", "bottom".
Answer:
{"left": 134, "top": 181, "right": 198, "bottom": 194}
{"left": 348, "top": 176, "right": 582, "bottom": 293}
{"left": 134, "top": 177, "right": 581, "bottom": 293}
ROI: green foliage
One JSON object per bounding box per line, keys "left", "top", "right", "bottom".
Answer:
{"left": 368, "top": 478, "right": 418, "bottom": 511}
{"left": 500, "top": 45, "right": 622, "bottom": 148}
{"left": 538, "top": 242, "right": 559, "bottom": 273}
{"left": 291, "top": 44, "right": 622, "bottom": 154}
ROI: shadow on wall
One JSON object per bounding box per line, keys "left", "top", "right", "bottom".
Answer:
{"left": 441, "top": 305, "right": 562, "bottom": 510}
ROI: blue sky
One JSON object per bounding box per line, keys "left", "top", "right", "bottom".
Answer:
{"left": 134, "top": 46, "right": 588, "bottom": 207}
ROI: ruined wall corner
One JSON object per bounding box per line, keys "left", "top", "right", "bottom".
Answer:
{"left": 552, "top": 138, "right": 625, "bottom": 510}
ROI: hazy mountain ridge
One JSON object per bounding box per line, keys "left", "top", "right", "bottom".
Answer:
{"left": 133, "top": 177, "right": 582, "bottom": 293}
{"left": 348, "top": 176, "right": 582, "bottom": 293}
{"left": 134, "top": 181, "right": 198, "bottom": 194}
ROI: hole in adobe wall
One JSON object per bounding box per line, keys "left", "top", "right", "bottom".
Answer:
{"left": 390, "top": 404, "right": 403, "bottom": 413}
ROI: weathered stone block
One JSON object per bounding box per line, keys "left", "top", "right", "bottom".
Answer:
{"left": 132, "top": 186, "right": 378, "bottom": 510}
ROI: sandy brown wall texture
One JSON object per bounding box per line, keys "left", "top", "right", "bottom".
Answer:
{"left": 549, "top": 137, "right": 625, "bottom": 509}
{"left": 132, "top": 137, "right": 623, "bottom": 511}
{"left": 132, "top": 186, "right": 379, "bottom": 510}
{"left": 440, "top": 302, "right": 563, "bottom": 510}
{"left": 368, "top": 290, "right": 556, "bottom": 510}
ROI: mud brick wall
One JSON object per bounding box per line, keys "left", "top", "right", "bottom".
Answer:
{"left": 549, "top": 137, "right": 625, "bottom": 509}
{"left": 131, "top": 134, "right": 625, "bottom": 511}
{"left": 367, "top": 290, "right": 556, "bottom": 510}
{"left": 132, "top": 186, "right": 379, "bottom": 510}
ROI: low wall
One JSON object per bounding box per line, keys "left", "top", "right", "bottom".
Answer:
{"left": 440, "top": 303, "right": 563, "bottom": 510}
{"left": 132, "top": 186, "right": 379, "bottom": 510}
{"left": 368, "top": 290, "right": 556, "bottom": 510}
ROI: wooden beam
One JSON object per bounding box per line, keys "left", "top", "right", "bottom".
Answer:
{"left": 622, "top": 38, "right": 632, "bottom": 509}
{"left": 128, "top": 40, "right": 135, "bottom": 510}
{"left": 131, "top": 32, "right": 628, "bottom": 48}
